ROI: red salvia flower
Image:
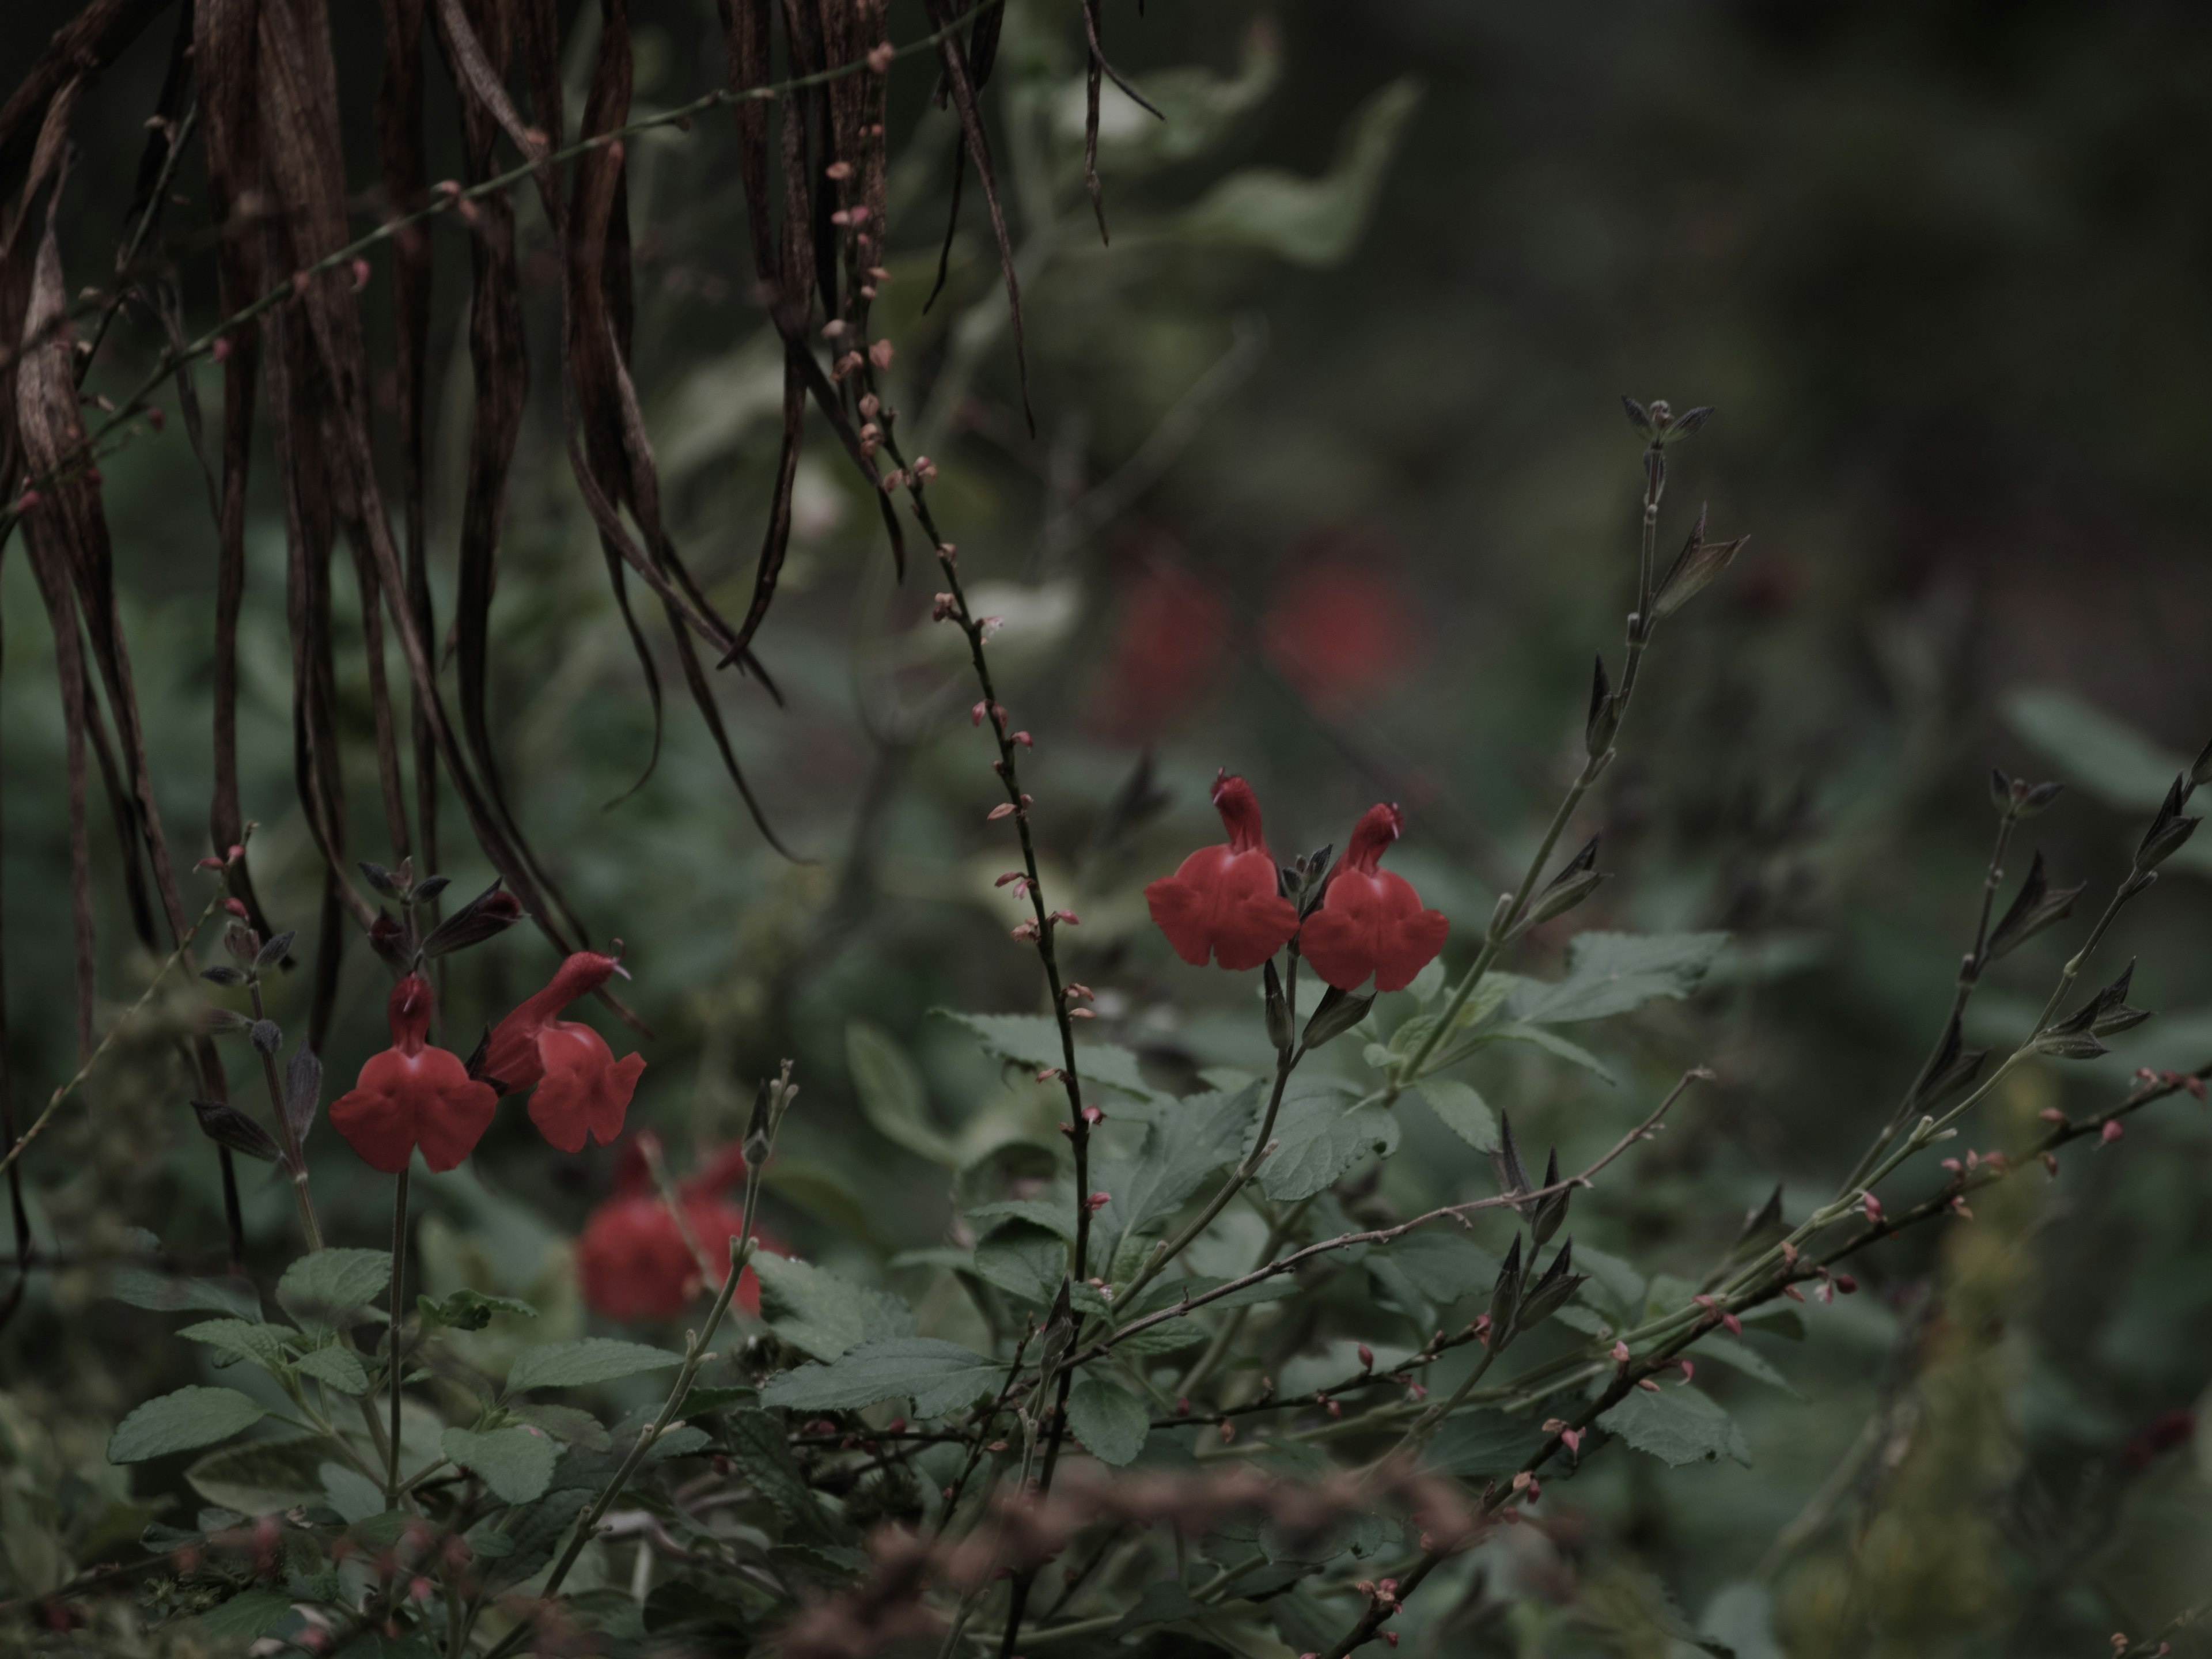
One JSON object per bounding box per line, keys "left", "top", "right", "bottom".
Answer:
{"left": 577, "top": 1141, "right": 768, "bottom": 1323}
{"left": 1145, "top": 772, "right": 1301, "bottom": 971}
{"left": 484, "top": 952, "right": 646, "bottom": 1153}
{"left": 1300, "top": 803, "right": 1450, "bottom": 992}
{"left": 328, "top": 975, "right": 499, "bottom": 1173}
{"left": 1101, "top": 563, "right": 1229, "bottom": 739}
{"left": 1260, "top": 559, "right": 1416, "bottom": 710}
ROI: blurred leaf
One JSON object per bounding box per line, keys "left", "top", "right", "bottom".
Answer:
{"left": 1701, "top": 1582, "right": 1784, "bottom": 1659}
{"left": 506, "top": 1340, "right": 683, "bottom": 1394}
{"left": 847, "top": 1020, "right": 961, "bottom": 1166}
{"left": 107, "top": 1266, "right": 262, "bottom": 1323}
{"left": 419, "top": 1290, "right": 537, "bottom": 1332}
{"left": 108, "top": 1387, "right": 267, "bottom": 1463}
{"left": 1175, "top": 79, "right": 1425, "bottom": 267}
{"left": 511, "top": 1403, "right": 611, "bottom": 1451}
{"left": 1695, "top": 1336, "right": 1800, "bottom": 1397}
{"left": 1253, "top": 1078, "right": 1399, "bottom": 1201}
{"left": 751, "top": 1251, "right": 915, "bottom": 1362}
{"left": 186, "top": 1435, "right": 335, "bottom": 1513}
{"left": 180, "top": 1319, "right": 292, "bottom": 1372}
{"left": 1112, "top": 1580, "right": 1213, "bottom": 1638}
{"left": 963, "top": 1198, "right": 1079, "bottom": 1242}
{"left": 192, "top": 1588, "right": 297, "bottom": 1640}
{"left": 1451, "top": 1022, "right": 1618, "bottom": 1085}
{"left": 759, "top": 1338, "right": 1003, "bottom": 1418}
{"left": 276, "top": 1249, "right": 392, "bottom": 1330}
{"left": 1598, "top": 1385, "right": 1752, "bottom": 1467}
{"left": 937, "top": 1011, "right": 1169, "bottom": 1103}
{"left": 1509, "top": 932, "right": 1730, "bottom": 1025}
{"left": 483, "top": 1486, "right": 597, "bottom": 1588}
{"left": 1425, "top": 1410, "right": 1548, "bottom": 1478}
{"left": 319, "top": 1463, "right": 384, "bottom": 1524}
{"left": 1416, "top": 1077, "right": 1496, "bottom": 1150}
{"left": 2005, "top": 685, "right": 2179, "bottom": 810}
{"left": 1066, "top": 1377, "right": 1149, "bottom": 1466}
{"left": 757, "top": 1159, "right": 892, "bottom": 1252}
{"left": 1574, "top": 1245, "right": 1647, "bottom": 1321}
{"left": 1051, "top": 21, "right": 1280, "bottom": 176}
{"left": 1374, "top": 1232, "right": 1502, "bottom": 1306}
{"left": 444, "top": 1425, "right": 558, "bottom": 1505}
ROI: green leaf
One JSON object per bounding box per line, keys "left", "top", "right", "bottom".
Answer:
{"left": 276, "top": 1249, "right": 392, "bottom": 1328}
{"left": 1573, "top": 1245, "right": 1646, "bottom": 1321}
{"left": 847, "top": 1021, "right": 961, "bottom": 1166}
{"left": 506, "top": 1339, "right": 684, "bottom": 1394}
{"left": 1695, "top": 1336, "right": 1800, "bottom": 1397}
{"left": 180, "top": 1319, "right": 293, "bottom": 1372}
{"left": 444, "top": 1425, "right": 559, "bottom": 1504}
{"left": 187, "top": 1435, "right": 333, "bottom": 1513}
{"left": 750, "top": 1251, "right": 915, "bottom": 1362}
{"left": 1424, "top": 1411, "right": 1547, "bottom": 1479}
{"left": 108, "top": 1387, "right": 267, "bottom": 1463}
{"left": 1112, "top": 1580, "right": 1213, "bottom": 1638}
{"left": 970, "top": 1220, "right": 1069, "bottom": 1306}
{"left": 319, "top": 1462, "right": 385, "bottom": 1524}
{"left": 482, "top": 1486, "right": 597, "bottom": 1588}
{"left": 296, "top": 1346, "right": 370, "bottom": 1396}
{"left": 107, "top": 1266, "right": 262, "bottom": 1323}
{"left": 937, "top": 1010, "right": 1168, "bottom": 1103}
{"left": 1065, "top": 1378, "right": 1150, "bottom": 1467}
{"left": 1509, "top": 932, "right": 1730, "bottom": 1025}
{"left": 1374, "top": 1233, "right": 1501, "bottom": 1306}
{"left": 759, "top": 1158, "right": 891, "bottom": 1252}
{"left": 1455, "top": 1022, "right": 1618, "bottom": 1085}
{"left": 510, "top": 1403, "right": 612, "bottom": 1451}
{"left": 1416, "top": 1078, "right": 1497, "bottom": 1150}
{"left": 962, "top": 1198, "right": 1080, "bottom": 1243}
{"left": 419, "top": 1289, "right": 537, "bottom": 1332}
{"left": 720, "top": 1408, "right": 857, "bottom": 1545}
{"left": 1094, "top": 1082, "right": 1260, "bottom": 1264}
{"left": 1255, "top": 1078, "right": 1399, "bottom": 1201}
{"left": 2004, "top": 686, "right": 2180, "bottom": 811}
{"left": 192, "top": 1588, "right": 297, "bottom": 1640}
{"left": 759, "top": 1338, "right": 1003, "bottom": 1419}
{"left": 1177, "top": 78, "right": 1425, "bottom": 267}
{"left": 1597, "top": 1385, "right": 1752, "bottom": 1467}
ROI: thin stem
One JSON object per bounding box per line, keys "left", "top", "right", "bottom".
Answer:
{"left": 387, "top": 1167, "right": 410, "bottom": 1503}
{"left": 248, "top": 978, "right": 324, "bottom": 1253}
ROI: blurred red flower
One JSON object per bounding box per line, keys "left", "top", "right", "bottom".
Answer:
{"left": 486, "top": 952, "right": 646, "bottom": 1153}
{"left": 328, "top": 975, "right": 498, "bottom": 1173}
{"left": 578, "top": 1142, "right": 771, "bottom": 1323}
{"left": 1261, "top": 560, "right": 1415, "bottom": 709}
{"left": 1300, "top": 802, "right": 1450, "bottom": 992}
{"left": 1145, "top": 772, "right": 1300, "bottom": 971}
{"left": 1101, "top": 563, "right": 1229, "bottom": 738}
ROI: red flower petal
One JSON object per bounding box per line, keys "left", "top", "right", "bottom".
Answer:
{"left": 328, "top": 979, "right": 499, "bottom": 1173}
{"left": 577, "top": 1193, "right": 768, "bottom": 1323}
{"left": 1302, "top": 807, "right": 1449, "bottom": 991}
{"left": 484, "top": 952, "right": 624, "bottom": 1095}
{"left": 1146, "top": 846, "right": 1299, "bottom": 971}
{"left": 527, "top": 1022, "right": 646, "bottom": 1153}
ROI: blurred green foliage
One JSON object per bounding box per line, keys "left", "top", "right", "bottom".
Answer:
{"left": 3, "top": 1, "right": 2212, "bottom": 1654}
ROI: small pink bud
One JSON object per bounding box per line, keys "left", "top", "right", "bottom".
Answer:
{"left": 1080, "top": 1105, "right": 1104, "bottom": 1126}
{"left": 1175, "top": 1396, "right": 1191, "bottom": 1416}
{"left": 211, "top": 337, "right": 232, "bottom": 362}
{"left": 825, "top": 161, "right": 854, "bottom": 181}
{"left": 933, "top": 593, "right": 957, "bottom": 620}
{"left": 16, "top": 490, "right": 41, "bottom": 512}
{"left": 2101, "top": 1119, "right": 2123, "bottom": 1144}
{"left": 410, "top": 1577, "right": 434, "bottom": 1602}
{"left": 995, "top": 870, "right": 1024, "bottom": 887}
{"left": 1012, "top": 920, "right": 1039, "bottom": 941}
{"left": 350, "top": 257, "right": 371, "bottom": 291}
{"left": 1677, "top": 1361, "right": 1695, "bottom": 1385}
{"left": 972, "top": 700, "right": 989, "bottom": 727}
{"left": 1013, "top": 730, "right": 1034, "bottom": 747}
{"left": 1050, "top": 910, "right": 1080, "bottom": 926}
{"left": 987, "top": 803, "right": 1016, "bottom": 821}
{"left": 224, "top": 897, "right": 250, "bottom": 919}
{"left": 1357, "top": 1343, "right": 1374, "bottom": 1371}
{"left": 1086, "top": 1191, "right": 1111, "bottom": 1211}
{"left": 1561, "top": 1428, "right": 1582, "bottom": 1453}
{"left": 290, "top": 270, "right": 311, "bottom": 296}
{"left": 869, "top": 339, "right": 894, "bottom": 369}
{"left": 1834, "top": 1273, "right": 1859, "bottom": 1295}
{"left": 867, "top": 41, "right": 895, "bottom": 73}
{"left": 1611, "top": 1340, "right": 1631, "bottom": 1363}
{"left": 147, "top": 406, "right": 165, "bottom": 431}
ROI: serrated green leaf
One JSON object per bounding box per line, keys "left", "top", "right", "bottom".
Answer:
{"left": 759, "top": 1338, "right": 1002, "bottom": 1418}
{"left": 510, "top": 1403, "right": 612, "bottom": 1451}
{"left": 961, "top": 1198, "right": 1080, "bottom": 1243}
{"left": 1598, "top": 1385, "right": 1751, "bottom": 1467}
{"left": 108, "top": 1387, "right": 267, "bottom": 1463}
{"left": 1416, "top": 1078, "right": 1496, "bottom": 1150}
{"left": 1573, "top": 1245, "right": 1646, "bottom": 1320}
{"left": 1094, "top": 1082, "right": 1261, "bottom": 1264}
{"left": 847, "top": 1021, "right": 961, "bottom": 1166}
{"left": 419, "top": 1289, "right": 536, "bottom": 1332}
{"left": 276, "top": 1249, "right": 392, "bottom": 1328}
{"left": 750, "top": 1252, "right": 915, "bottom": 1362}
{"left": 720, "top": 1409, "right": 856, "bottom": 1545}
{"left": 1695, "top": 1336, "right": 1800, "bottom": 1397}
{"left": 444, "top": 1425, "right": 559, "bottom": 1504}
{"left": 969, "top": 1220, "right": 1069, "bottom": 1306}
{"left": 1453, "top": 1022, "right": 1618, "bottom": 1085}
{"left": 1509, "top": 932, "right": 1730, "bottom": 1025}
{"left": 180, "top": 1319, "right": 293, "bottom": 1372}
{"left": 1065, "top": 1378, "right": 1150, "bottom": 1467}
{"left": 296, "top": 1346, "right": 370, "bottom": 1396}
{"left": 1374, "top": 1232, "right": 1501, "bottom": 1306}
{"left": 506, "top": 1339, "right": 683, "bottom": 1393}
{"left": 1253, "top": 1078, "right": 1398, "bottom": 1201}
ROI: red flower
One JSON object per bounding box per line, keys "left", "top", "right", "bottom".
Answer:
{"left": 577, "top": 1142, "right": 767, "bottom": 1323}
{"left": 328, "top": 976, "right": 499, "bottom": 1173}
{"left": 484, "top": 952, "right": 646, "bottom": 1153}
{"left": 1100, "top": 563, "right": 1229, "bottom": 739}
{"left": 1145, "top": 772, "right": 1301, "bottom": 972}
{"left": 1300, "top": 804, "right": 1450, "bottom": 992}
{"left": 1261, "top": 560, "right": 1415, "bottom": 710}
